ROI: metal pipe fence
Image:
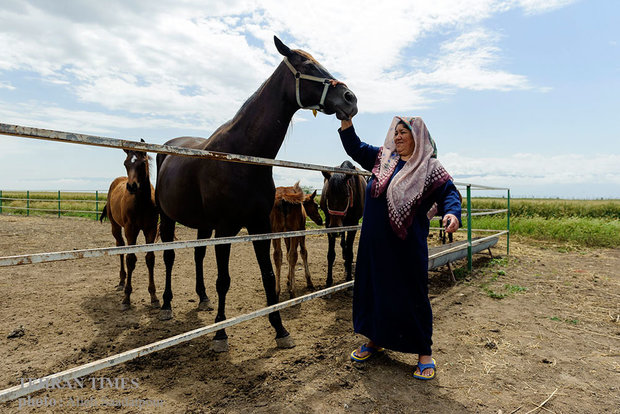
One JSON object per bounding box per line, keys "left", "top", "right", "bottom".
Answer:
{"left": 0, "top": 122, "right": 511, "bottom": 402}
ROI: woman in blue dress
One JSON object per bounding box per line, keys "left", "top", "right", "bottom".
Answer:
{"left": 338, "top": 115, "right": 461, "bottom": 380}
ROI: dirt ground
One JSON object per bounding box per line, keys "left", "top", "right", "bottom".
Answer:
{"left": 0, "top": 214, "right": 618, "bottom": 413}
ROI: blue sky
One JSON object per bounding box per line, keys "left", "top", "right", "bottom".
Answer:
{"left": 0, "top": 0, "right": 618, "bottom": 198}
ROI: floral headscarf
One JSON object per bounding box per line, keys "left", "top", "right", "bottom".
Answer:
{"left": 371, "top": 116, "right": 451, "bottom": 239}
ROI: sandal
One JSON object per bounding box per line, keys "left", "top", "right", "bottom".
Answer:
{"left": 350, "top": 343, "right": 385, "bottom": 362}
{"left": 413, "top": 358, "right": 436, "bottom": 380}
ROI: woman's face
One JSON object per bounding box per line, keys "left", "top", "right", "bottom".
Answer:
{"left": 394, "top": 123, "right": 415, "bottom": 160}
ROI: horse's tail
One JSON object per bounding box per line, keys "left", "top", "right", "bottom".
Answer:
{"left": 99, "top": 203, "right": 108, "bottom": 223}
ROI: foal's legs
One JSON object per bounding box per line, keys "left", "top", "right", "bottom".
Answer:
{"left": 343, "top": 230, "right": 357, "bottom": 281}
{"left": 286, "top": 236, "right": 299, "bottom": 298}
{"left": 194, "top": 228, "right": 214, "bottom": 311}
{"left": 158, "top": 213, "right": 176, "bottom": 320}
{"left": 299, "top": 236, "right": 314, "bottom": 290}
{"left": 121, "top": 227, "right": 139, "bottom": 310}
{"left": 272, "top": 238, "right": 283, "bottom": 299}
{"left": 144, "top": 225, "right": 160, "bottom": 308}
{"left": 110, "top": 220, "right": 126, "bottom": 290}
{"left": 326, "top": 232, "right": 338, "bottom": 288}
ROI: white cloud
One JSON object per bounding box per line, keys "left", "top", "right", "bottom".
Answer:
{"left": 0, "top": 0, "right": 557, "bottom": 124}
{"left": 516, "top": 0, "right": 578, "bottom": 15}
{"left": 442, "top": 152, "right": 620, "bottom": 188}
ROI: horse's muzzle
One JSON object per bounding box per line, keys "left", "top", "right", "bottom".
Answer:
{"left": 126, "top": 182, "right": 138, "bottom": 194}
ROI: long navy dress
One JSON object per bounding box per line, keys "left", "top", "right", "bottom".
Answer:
{"left": 339, "top": 126, "right": 462, "bottom": 355}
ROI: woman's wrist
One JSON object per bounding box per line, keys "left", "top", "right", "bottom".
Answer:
{"left": 341, "top": 119, "right": 353, "bottom": 130}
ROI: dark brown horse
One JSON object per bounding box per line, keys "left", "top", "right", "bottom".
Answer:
{"left": 270, "top": 182, "right": 323, "bottom": 299}
{"left": 320, "top": 160, "right": 366, "bottom": 287}
{"left": 100, "top": 141, "right": 159, "bottom": 310}
{"left": 155, "top": 36, "right": 357, "bottom": 351}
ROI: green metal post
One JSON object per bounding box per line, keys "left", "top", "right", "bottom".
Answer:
{"left": 58, "top": 190, "right": 61, "bottom": 218}
{"left": 95, "top": 191, "right": 99, "bottom": 220}
{"left": 0, "top": 190, "right": 3, "bottom": 214}
{"left": 507, "top": 189, "right": 510, "bottom": 256}
{"left": 467, "top": 185, "right": 472, "bottom": 272}
{"left": 26, "top": 190, "right": 30, "bottom": 216}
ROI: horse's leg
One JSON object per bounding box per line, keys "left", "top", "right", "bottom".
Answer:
{"left": 110, "top": 221, "right": 126, "bottom": 291}
{"left": 247, "top": 222, "right": 294, "bottom": 348}
{"left": 299, "top": 236, "right": 314, "bottom": 290}
{"left": 158, "top": 213, "right": 176, "bottom": 320}
{"left": 211, "top": 238, "right": 232, "bottom": 352}
{"left": 195, "top": 228, "right": 214, "bottom": 311}
{"left": 343, "top": 230, "right": 357, "bottom": 281}
{"left": 326, "top": 232, "right": 337, "bottom": 288}
{"left": 144, "top": 226, "right": 160, "bottom": 308}
{"left": 272, "top": 238, "right": 283, "bottom": 299}
{"left": 286, "top": 236, "right": 299, "bottom": 298}
{"left": 121, "top": 227, "right": 139, "bottom": 311}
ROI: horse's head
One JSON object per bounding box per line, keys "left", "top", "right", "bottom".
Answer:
{"left": 303, "top": 190, "right": 323, "bottom": 226}
{"left": 320, "top": 163, "right": 356, "bottom": 228}
{"left": 274, "top": 36, "right": 358, "bottom": 120}
{"left": 123, "top": 139, "right": 150, "bottom": 195}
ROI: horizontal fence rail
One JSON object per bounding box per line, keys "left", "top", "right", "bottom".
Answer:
{"left": 0, "top": 279, "right": 354, "bottom": 403}
{"left": 0, "top": 226, "right": 361, "bottom": 267}
{"left": 0, "top": 123, "right": 517, "bottom": 192}
{"left": 0, "top": 123, "right": 371, "bottom": 176}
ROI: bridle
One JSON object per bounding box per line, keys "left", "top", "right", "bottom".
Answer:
{"left": 326, "top": 180, "right": 354, "bottom": 217}
{"left": 282, "top": 56, "right": 337, "bottom": 112}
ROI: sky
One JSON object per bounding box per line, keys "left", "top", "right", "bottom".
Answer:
{"left": 0, "top": 0, "right": 618, "bottom": 199}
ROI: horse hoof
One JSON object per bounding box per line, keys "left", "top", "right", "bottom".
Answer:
{"left": 151, "top": 300, "right": 161, "bottom": 309}
{"left": 198, "top": 299, "right": 213, "bottom": 311}
{"left": 276, "top": 334, "right": 295, "bottom": 349}
{"left": 158, "top": 309, "right": 173, "bottom": 321}
{"left": 115, "top": 284, "right": 124, "bottom": 291}
{"left": 120, "top": 303, "right": 131, "bottom": 311}
{"left": 210, "top": 339, "right": 229, "bottom": 353}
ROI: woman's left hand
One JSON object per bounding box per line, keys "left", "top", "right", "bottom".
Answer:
{"left": 443, "top": 214, "right": 459, "bottom": 233}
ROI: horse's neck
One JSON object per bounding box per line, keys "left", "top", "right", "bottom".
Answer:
{"left": 215, "top": 65, "right": 297, "bottom": 159}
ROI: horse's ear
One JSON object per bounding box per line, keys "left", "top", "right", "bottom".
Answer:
{"left": 274, "top": 35, "right": 293, "bottom": 58}
{"left": 310, "top": 189, "right": 317, "bottom": 200}
{"left": 322, "top": 171, "right": 331, "bottom": 181}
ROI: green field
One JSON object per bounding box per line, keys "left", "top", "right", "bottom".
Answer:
{"left": 464, "top": 198, "right": 620, "bottom": 248}
{"left": 1, "top": 191, "right": 618, "bottom": 248}
{"left": 0, "top": 191, "right": 107, "bottom": 219}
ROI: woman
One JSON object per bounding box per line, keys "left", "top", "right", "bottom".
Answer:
{"left": 338, "top": 115, "right": 461, "bottom": 380}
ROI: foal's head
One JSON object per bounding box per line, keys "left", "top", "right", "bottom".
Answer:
{"left": 303, "top": 190, "right": 323, "bottom": 226}
{"left": 321, "top": 161, "right": 356, "bottom": 228}
{"left": 123, "top": 139, "right": 150, "bottom": 195}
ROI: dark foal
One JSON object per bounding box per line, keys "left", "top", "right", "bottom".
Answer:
{"left": 155, "top": 36, "right": 357, "bottom": 351}
{"left": 270, "top": 182, "right": 323, "bottom": 299}
{"left": 100, "top": 141, "right": 159, "bottom": 310}
{"left": 320, "top": 161, "right": 366, "bottom": 288}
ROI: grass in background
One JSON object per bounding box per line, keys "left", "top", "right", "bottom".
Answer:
{"left": 466, "top": 198, "right": 620, "bottom": 248}
{"left": 1, "top": 192, "right": 619, "bottom": 248}
{"left": 0, "top": 191, "right": 107, "bottom": 219}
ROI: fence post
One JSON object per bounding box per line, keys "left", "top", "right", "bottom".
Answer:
{"left": 0, "top": 190, "right": 2, "bottom": 214}
{"left": 58, "top": 190, "right": 61, "bottom": 218}
{"left": 95, "top": 191, "right": 99, "bottom": 220}
{"left": 467, "top": 185, "right": 472, "bottom": 272}
{"left": 507, "top": 189, "right": 510, "bottom": 256}
{"left": 26, "top": 190, "right": 30, "bottom": 216}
